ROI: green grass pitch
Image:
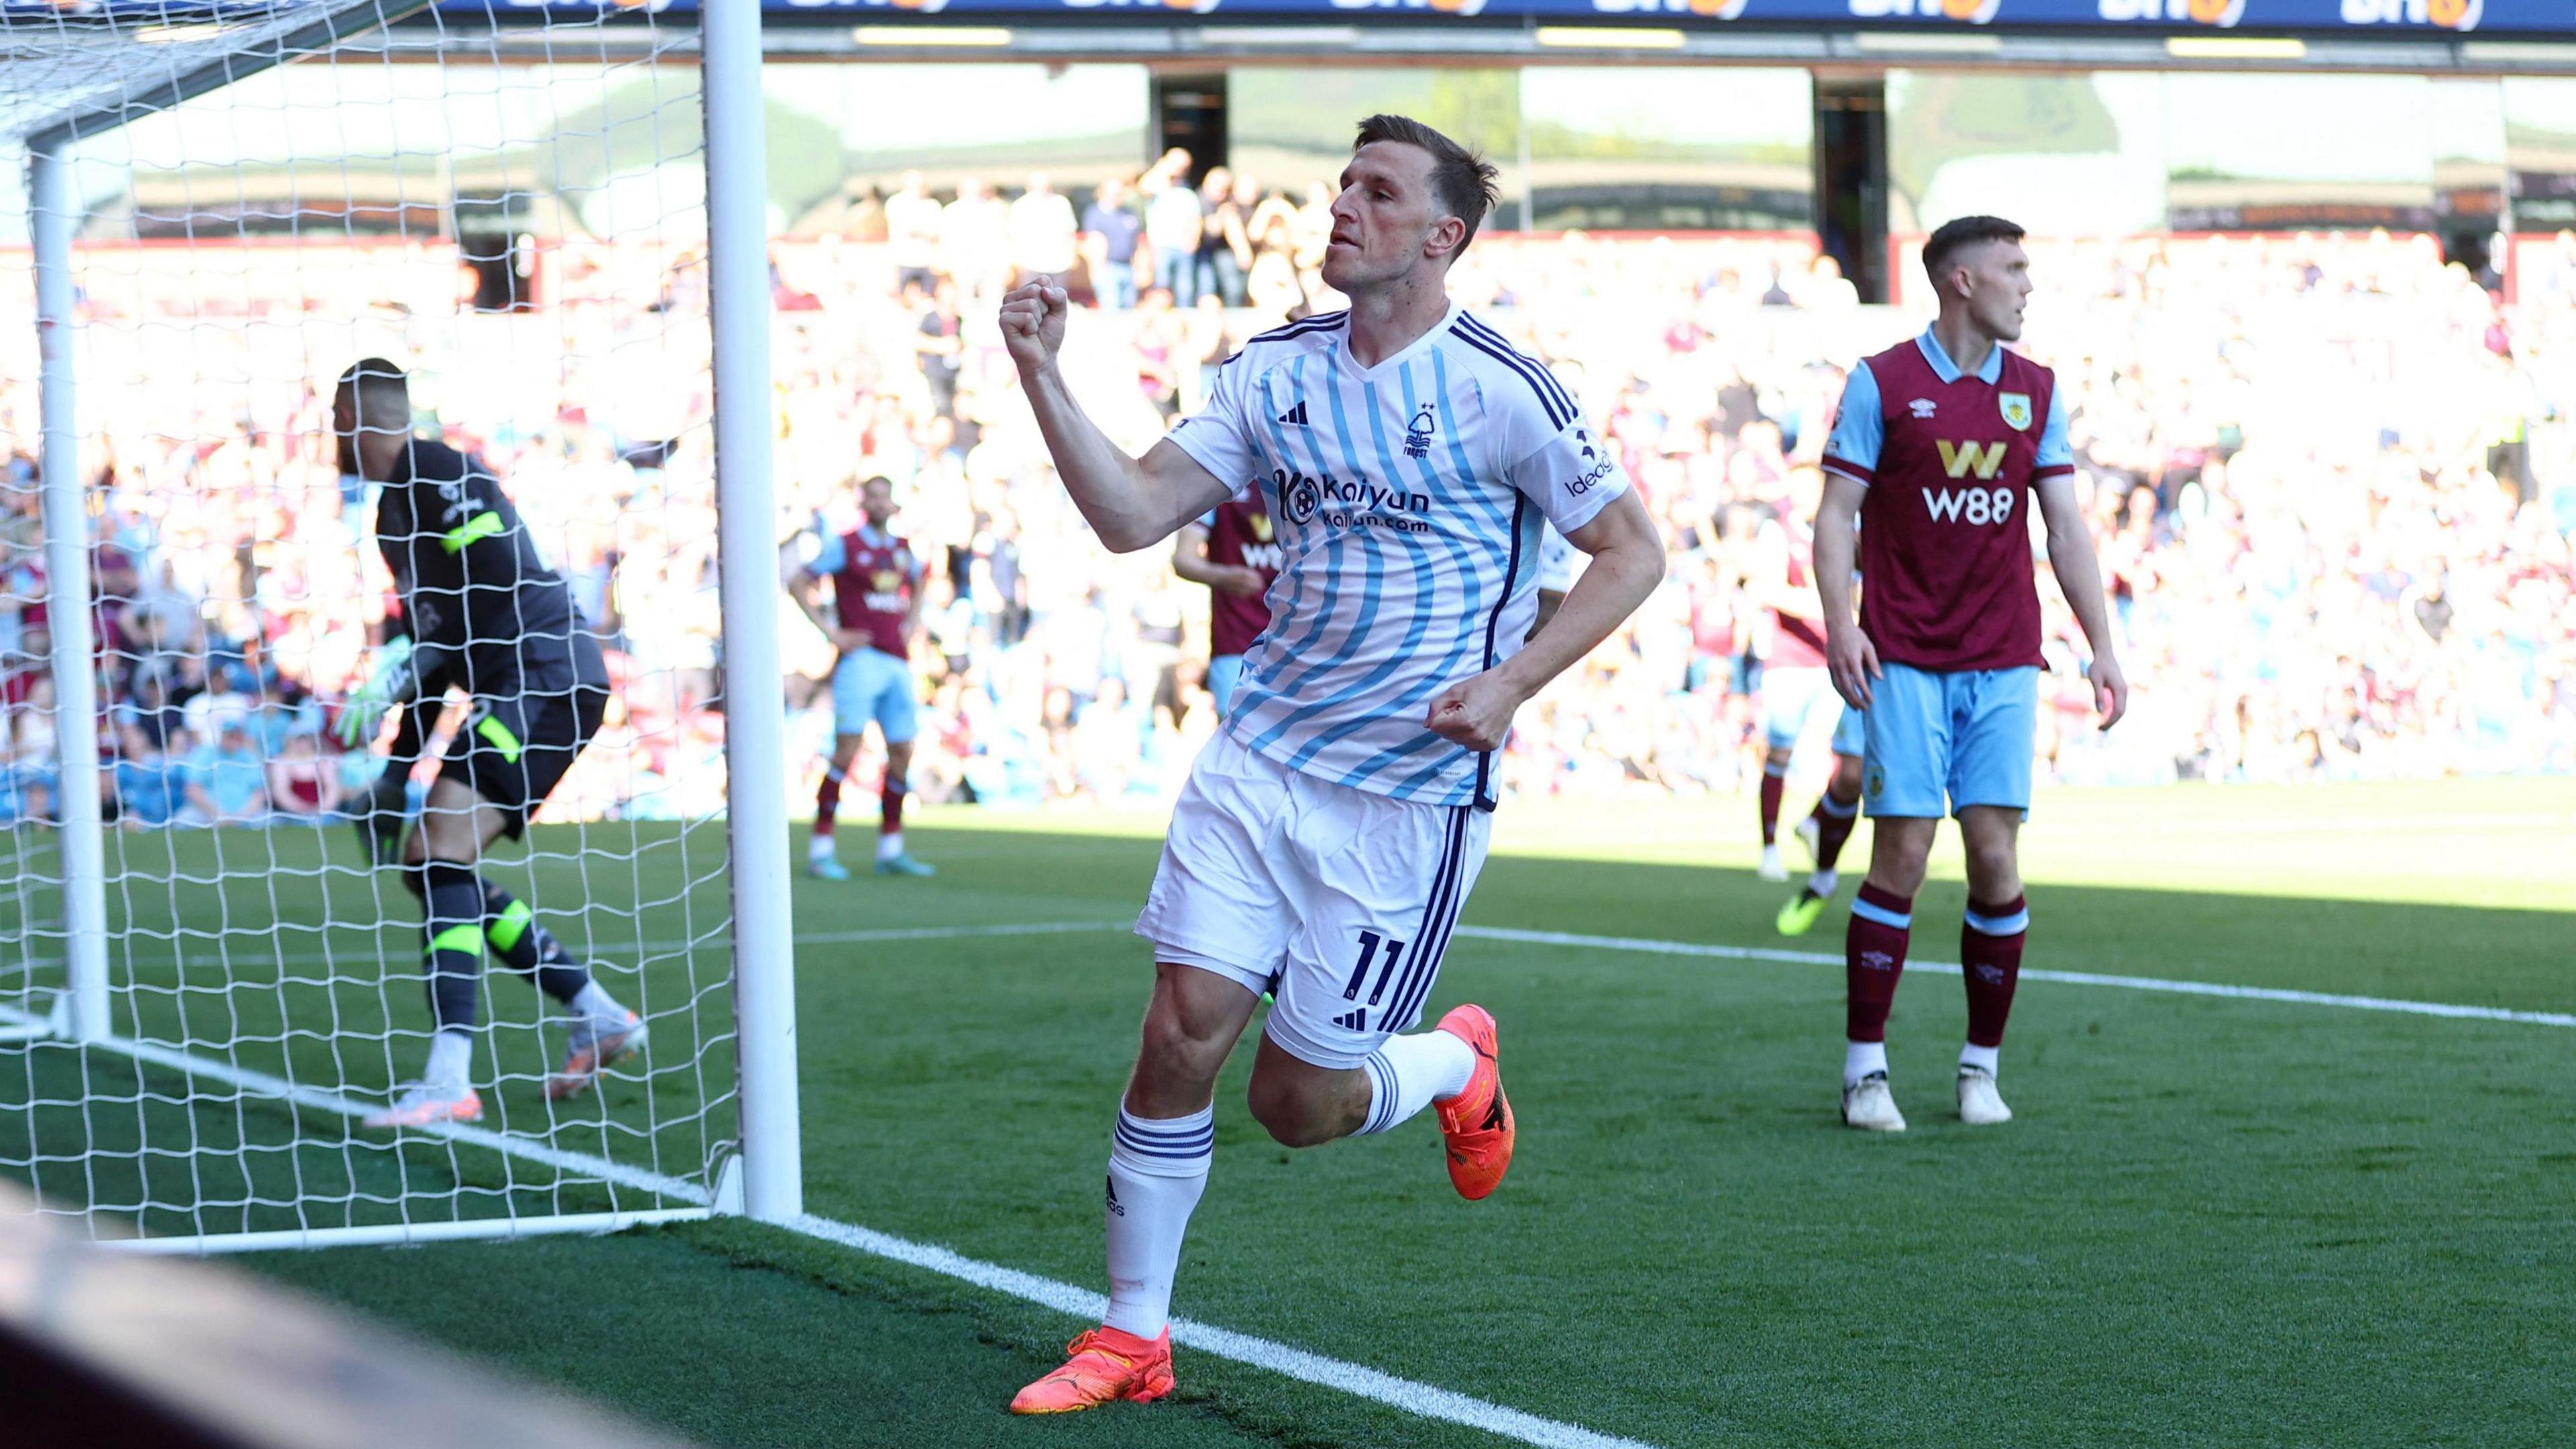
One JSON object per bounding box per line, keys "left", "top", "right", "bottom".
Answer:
{"left": 7, "top": 779, "right": 2574, "bottom": 1447}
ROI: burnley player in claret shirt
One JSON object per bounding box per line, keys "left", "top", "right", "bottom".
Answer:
{"left": 790, "top": 475, "right": 935, "bottom": 879}
{"left": 1813, "top": 215, "right": 2129, "bottom": 1133}
{"left": 1171, "top": 494, "right": 1282, "bottom": 719}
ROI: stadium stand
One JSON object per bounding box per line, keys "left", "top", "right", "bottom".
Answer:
{"left": 3, "top": 175, "right": 2571, "bottom": 835}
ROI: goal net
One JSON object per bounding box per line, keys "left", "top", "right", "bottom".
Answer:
{"left": 0, "top": 0, "right": 791, "bottom": 1248}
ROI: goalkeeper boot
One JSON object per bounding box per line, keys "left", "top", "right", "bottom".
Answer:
{"left": 1009, "top": 1326, "right": 1174, "bottom": 1414}
{"left": 1432, "top": 1004, "right": 1515, "bottom": 1201}
{"left": 364, "top": 1081, "right": 482, "bottom": 1131}
{"left": 1776, "top": 886, "right": 1832, "bottom": 937}
{"left": 549, "top": 1010, "right": 649, "bottom": 1102}
{"left": 1956, "top": 1065, "right": 2014, "bottom": 1126}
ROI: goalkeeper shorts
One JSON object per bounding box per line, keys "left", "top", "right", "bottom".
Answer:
{"left": 441, "top": 683, "right": 608, "bottom": 838}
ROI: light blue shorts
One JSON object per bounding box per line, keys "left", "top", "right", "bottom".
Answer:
{"left": 1830, "top": 704, "right": 1866, "bottom": 759}
{"left": 830, "top": 648, "right": 919, "bottom": 743}
{"left": 1208, "top": 653, "right": 1246, "bottom": 719}
{"left": 1760, "top": 665, "right": 1839, "bottom": 751}
{"left": 1862, "top": 663, "right": 2037, "bottom": 819}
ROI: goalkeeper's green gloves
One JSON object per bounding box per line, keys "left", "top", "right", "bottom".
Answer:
{"left": 335, "top": 637, "right": 417, "bottom": 749}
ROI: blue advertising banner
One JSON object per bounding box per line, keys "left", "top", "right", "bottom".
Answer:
{"left": 418, "top": 0, "right": 2566, "bottom": 36}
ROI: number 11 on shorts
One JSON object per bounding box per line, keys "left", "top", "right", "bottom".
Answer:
{"left": 1340, "top": 928, "right": 1406, "bottom": 1006}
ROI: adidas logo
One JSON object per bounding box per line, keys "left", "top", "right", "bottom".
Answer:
{"left": 1332, "top": 1008, "right": 1364, "bottom": 1031}
{"left": 1277, "top": 400, "right": 1310, "bottom": 426}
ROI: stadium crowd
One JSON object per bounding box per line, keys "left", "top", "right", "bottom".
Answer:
{"left": 4, "top": 154, "right": 2575, "bottom": 832}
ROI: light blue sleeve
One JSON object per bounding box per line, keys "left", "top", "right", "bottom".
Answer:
{"left": 2036, "top": 380, "right": 2074, "bottom": 470}
{"left": 810, "top": 533, "right": 845, "bottom": 576}
{"left": 1821, "top": 361, "right": 1883, "bottom": 482}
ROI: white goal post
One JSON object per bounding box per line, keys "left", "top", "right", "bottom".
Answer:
{"left": 1, "top": 0, "right": 799, "bottom": 1248}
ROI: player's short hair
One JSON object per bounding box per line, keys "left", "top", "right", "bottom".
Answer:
{"left": 335, "top": 357, "right": 409, "bottom": 423}
{"left": 859, "top": 475, "right": 894, "bottom": 492}
{"left": 1352, "top": 113, "right": 1500, "bottom": 262}
{"left": 1921, "top": 215, "right": 2027, "bottom": 294}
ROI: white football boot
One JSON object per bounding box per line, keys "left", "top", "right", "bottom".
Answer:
{"left": 1840, "top": 1071, "right": 1907, "bottom": 1132}
{"left": 1757, "top": 844, "right": 1790, "bottom": 883}
{"left": 363, "top": 1080, "right": 482, "bottom": 1131}
{"left": 1956, "top": 1065, "right": 2014, "bottom": 1126}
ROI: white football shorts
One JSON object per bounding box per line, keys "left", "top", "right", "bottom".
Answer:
{"left": 1136, "top": 729, "right": 1493, "bottom": 1070}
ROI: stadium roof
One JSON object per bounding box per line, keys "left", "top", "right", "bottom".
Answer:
{"left": 0, "top": 0, "right": 431, "bottom": 151}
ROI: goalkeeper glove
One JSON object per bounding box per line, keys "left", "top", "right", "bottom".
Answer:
{"left": 335, "top": 637, "right": 417, "bottom": 749}
{"left": 350, "top": 767, "right": 414, "bottom": 868}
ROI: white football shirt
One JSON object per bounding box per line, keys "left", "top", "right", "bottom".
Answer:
{"left": 1165, "top": 303, "right": 1629, "bottom": 810}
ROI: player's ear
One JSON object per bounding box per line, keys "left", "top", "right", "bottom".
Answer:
{"left": 1425, "top": 215, "right": 1466, "bottom": 262}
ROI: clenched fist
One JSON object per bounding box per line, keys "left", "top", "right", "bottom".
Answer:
{"left": 1426, "top": 669, "right": 1529, "bottom": 753}
{"left": 998, "top": 280, "right": 1069, "bottom": 378}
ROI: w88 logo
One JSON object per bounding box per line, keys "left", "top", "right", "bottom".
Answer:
{"left": 1923, "top": 486, "right": 2017, "bottom": 526}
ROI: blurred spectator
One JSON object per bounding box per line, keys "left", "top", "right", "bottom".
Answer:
{"left": 186, "top": 716, "right": 269, "bottom": 824}
{"left": 915, "top": 282, "right": 965, "bottom": 419}
{"left": 939, "top": 176, "right": 1010, "bottom": 299}
{"left": 266, "top": 728, "right": 341, "bottom": 819}
{"left": 1080, "top": 176, "right": 1144, "bottom": 310}
{"left": 1142, "top": 151, "right": 1205, "bottom": 307}
{"left": 885, "top": 170, "right": 941, "bottom": 298}
{"left": 1008, "top": 172, "right": 1078, "bottom": 289}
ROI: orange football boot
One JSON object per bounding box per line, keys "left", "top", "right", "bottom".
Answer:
{"left": 547, "top": 1011, "right": 648, "bottom": 1102}
{"left": 1009, "top": 1326, "right": 1174, "bottom": 1414}
{"left": 1433, "top": 1003, "right": 1515, "bottom": 1200}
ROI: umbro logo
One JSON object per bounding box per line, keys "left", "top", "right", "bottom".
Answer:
{"left": 1277, "top": 400, "right": 1311, "bottom": 426}
{"left": 1909, "top": 398, "right": 1938, "bottom": 419}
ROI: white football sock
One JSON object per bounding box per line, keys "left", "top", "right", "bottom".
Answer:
{"left": 1809, "top": 869, "right": 1839, "bottom": 898}
{"left": 425, "top": 1029, "right": 474, "bottom": 1091}
{"left": 876, "top": 830, "right": 904, "bottom": 862}
{"left": 1960, "top": 1042, "right": 2000, "bottom": 1075}
{"left": 571, "top": 981, "right": 627, "bottom": 1026}
{"left": 1103, "top": 1105, "right": 1212, "bottom": 1340}
{"left": 1354, "top": 1030, "right": 1475, "bottom": 1136}
{"left": 1845, "top": 1039, "right": 1888, "bottom": 1085}
{"left": 807, "top": 833, "right": 835, "bottom": 862}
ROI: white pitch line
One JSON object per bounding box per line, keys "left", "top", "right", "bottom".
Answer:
{"left": 54, "top": 915, "right": 2570, "bottom": 1030}
{"left": 786, "top": 1215, "right": 1658, "bottom": 1449}
{"left": 1454, "top": 926, "right": 2576, "bottom": 1028}
{"left": 19, "top": 1002, "right": 1662, "bottom": 1449}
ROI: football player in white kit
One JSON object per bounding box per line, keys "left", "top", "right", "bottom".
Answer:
{"left": 997, "top": 114, "right": 1666, "bottom": 1414}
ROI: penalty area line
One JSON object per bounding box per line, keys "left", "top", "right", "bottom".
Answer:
{"left": 1454, "top": 926, "right": 2576, "bottom": 1029}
